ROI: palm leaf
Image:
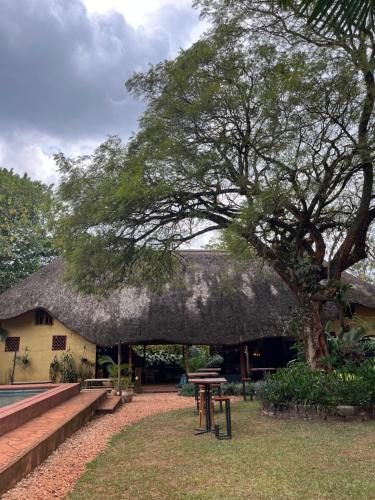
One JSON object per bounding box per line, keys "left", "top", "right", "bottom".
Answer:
{"left": 280, "top": 0, "right": 375, "bottom": 32}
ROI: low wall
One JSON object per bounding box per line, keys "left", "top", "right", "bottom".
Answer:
{"left": 261, "top": 400, "right": 375, "bottom": 422}
{"left": 0, "top": 383, "right": 80, "bottom": 436}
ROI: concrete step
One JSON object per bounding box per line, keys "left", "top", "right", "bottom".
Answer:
{"left": 0, "top": 389, "right": 107, "bottom": 496}
{"left": 96, "top": 394, "right": 122, "bottom": 414}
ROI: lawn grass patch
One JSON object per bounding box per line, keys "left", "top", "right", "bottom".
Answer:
{"left": 69, "top": 402, "right": 375, "bottom": 500}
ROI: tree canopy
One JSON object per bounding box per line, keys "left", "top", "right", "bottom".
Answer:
{"left": 0, "top": 168, "right": 56, "bottom": 293}
{"left": 57, "top": 4, "right": 375, "bottom": 367}
{"left": 281, "top": 0, "right": 375, "bottom": 33}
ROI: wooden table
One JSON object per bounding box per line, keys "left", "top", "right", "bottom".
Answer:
{"left": 188, "top": 373, "right": 219, "bottom": 411}
{"left": 189, "top": 377, "right": 227, "bottom": 434}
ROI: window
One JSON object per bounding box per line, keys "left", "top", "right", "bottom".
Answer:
{"left": 52, "top": 335, "right": 67, "bottom": 351}
{"left": 35, "top": 309, "right": 53, "bottom": 325}
{"left": 5, "top": 337, "right": 20, "bottom": 352}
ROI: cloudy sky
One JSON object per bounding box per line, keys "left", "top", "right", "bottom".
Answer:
{"left": 0, "top": 0, "right": 205, "bottom": 184}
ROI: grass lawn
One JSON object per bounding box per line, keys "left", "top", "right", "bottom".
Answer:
{"left": 70, "top": 402, "right": 375, "bottom": 500}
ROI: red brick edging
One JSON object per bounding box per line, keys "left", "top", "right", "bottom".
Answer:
{"left": 0, "top": 384, "right": 80, "bottom": 436}
{"left": 261, "top": 400, "right": 375, "bottom": 421}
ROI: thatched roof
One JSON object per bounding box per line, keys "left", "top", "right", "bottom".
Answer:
{"left": 0, "top": 251, "right": 373, "bottom": 346}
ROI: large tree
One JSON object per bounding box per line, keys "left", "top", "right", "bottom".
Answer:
{"left": 57, "top": 5, "right": 375, "bottom": 368}
{"left": 0, "top": 168, "right": 56, "bottom": 293}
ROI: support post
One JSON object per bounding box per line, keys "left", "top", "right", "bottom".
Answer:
{"left": 240, "top": 344, "right": 247, "bottom": 379}
{"left": 11, "top": 351, "right": 17, "bottom": 385}
{"left": 183, "top": 344, "right": 190, "bottom": 372}
{"left": 245, "top": 345, "right": 250, "bottom": 377}
{"left": 117, "top": 340, "right": 121, "bottom": 393}
{"left": 128, "top": 344, "right": 133, "bottom": 380}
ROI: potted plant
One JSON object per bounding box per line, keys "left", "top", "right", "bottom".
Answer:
{"left": 98, "top": 355, "right": 132, "bottom": 396}
{"left": 16, "top": 347, "right": 30, "bottom": 368}
{"left": 118, "top": 376, "right": 134, "bottom": 402}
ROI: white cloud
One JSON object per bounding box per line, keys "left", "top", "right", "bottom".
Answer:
{"left": 82, "top": 0, "right": 195, "bottom": 29}
{"left": 0, "top": 0, "right": 204, "bottom": 186}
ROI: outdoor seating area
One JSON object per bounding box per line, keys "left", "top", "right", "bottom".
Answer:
{"left": 1, "top": 0, "right": 375, "bottom": 498}
{"left": 188, "top": 369, "right": 232, "bottom": 439}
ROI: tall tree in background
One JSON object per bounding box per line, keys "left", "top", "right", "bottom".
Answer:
{"left": 0, "top": 168, "right": 56, "bottom": 293}
{"left": 57, "top": 4, "right": 375, "bottom": 368}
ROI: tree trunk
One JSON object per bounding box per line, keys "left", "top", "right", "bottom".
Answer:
{"left": 302, "top": 300, "right": 329, "bottom": 369}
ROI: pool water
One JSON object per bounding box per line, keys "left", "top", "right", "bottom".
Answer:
{"left": 0, "top": 389, "right": 47, "bottom": 408}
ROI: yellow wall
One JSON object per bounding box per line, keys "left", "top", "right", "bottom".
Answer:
{"left": 330, "top": 305, "right": 375, "bottom": 335}
{"left": 0, "top": 311, "right": 96, "bottom": 384}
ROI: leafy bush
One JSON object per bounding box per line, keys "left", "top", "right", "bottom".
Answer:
{"left": 145, "top": 351, "right": 182, "bottom": 368}
{"left": 324, "top": 319, "right": 375, "bottom": 368}
{"left": 205, "top": 354, "right": 224, "bottom": 368}
{"left": 186, "top": 346, "right": 209, "bottom": 372}
{"left": 59, "top": 350, "right": 78, "bottom": 382}
{"left": 184, "top": 347, "right": 224, "bottom": 372}
{"left": 257, "top": 361, "right": 375, "bottom": 407}
{"left": 179, "top": 383, "right": 196, "bottom": 397}
{"left": 179, "top": 381, "right": 253, "bottom": 397}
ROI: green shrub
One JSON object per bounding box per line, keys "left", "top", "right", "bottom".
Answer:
{"left": 179, "top": 381, "right": 253, "bottom": 397}
{"left": 256, "top": 361, "right": 375, "bottom": 407}
{"left": 145, "top": 351, "right": 182, "bottom": 368}
{"left": 179, "top": 383, "right": 196, "bottom": 397}
{"left": 205, "top": 354, "right": 224, "bottom": 368}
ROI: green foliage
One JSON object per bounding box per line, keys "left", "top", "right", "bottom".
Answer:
{"left": 132, "top": 344, "right": 183, "bottom": 367}
{"left": 144, "top": 350, "right": 182, "bottom": 368}
{"left": 295, "top": 0, "right": 375, "bottom": 33}
{"left": 179, "top": 381, "right": 253, "bottom": 397}
{"left": 49, "top": 351, "right": 80, "bottom": 383}
{"left": 184, "top": 348, "right": 224, "bottom": 371}
{"left": 49, "top": 356, "right": 60, "bottom": 382}
{"left": 186, "top": 346, "right": 208, "bottom": 372}
{"left": 59, "top": 350, "right": 78, "bottom": 383}
{"left": 184, "top": 346, "right": 223, "bottom": 372}
{"left": 0, "top": 168, "right": 56, "bottom": 293}
{"left": 0, "top": 324, "right": 7, "bottom": 341}
{"left": 56, "top": 1, "right": 375, "bottom": 368}
{"left": 257, "top": 361, "right": 375, "bottom": 406}
{"left": 324, "top": 319, "right": 375, "bottom": 368}
{"left": 77, "top": 355, "right": 95, "bottom": 382}
{"left": 205, "top": 354, "right": 224, "bottom": 368}
{"left": 16, "top": 347, "right": 30, "bottom": 368}
{"left": 98, "top": 355, "right": 130, "bottom": 379}
{"left": 197, "top": 0, "right": 375, "bottom": 34}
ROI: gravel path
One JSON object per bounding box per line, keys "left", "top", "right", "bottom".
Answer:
{"left": 3, "top": 393, "right": 194, "bottom": 500}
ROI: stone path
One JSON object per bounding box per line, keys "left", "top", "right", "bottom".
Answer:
{"left": 3, "top": 393, "right": 194, "bottom": 499}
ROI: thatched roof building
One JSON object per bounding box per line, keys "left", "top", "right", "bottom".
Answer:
{"left": 0, "top": 251, "right": 374, "bottom": 346}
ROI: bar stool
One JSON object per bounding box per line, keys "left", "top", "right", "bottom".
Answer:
{"left": 199, "top": 388, "right": 215, "bottom": 428}
{"left": 212, "top": 396, "right": 232, "bottom": 439}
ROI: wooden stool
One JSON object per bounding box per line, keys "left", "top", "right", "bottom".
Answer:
{"left": 199, "top": 389, "right": 215, "bottom": 428}
{"left": 212, "top": 396, "right": 232, "bottom": 439}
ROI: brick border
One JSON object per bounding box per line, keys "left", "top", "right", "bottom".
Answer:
{"left": 261, "top": 400, "right": 375, "bottom": 422}
{"left": 0, "top": 384, "right": 80, "bottom": 436}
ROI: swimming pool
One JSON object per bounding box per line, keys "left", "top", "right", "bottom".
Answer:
{"left": 0, "top": 389, "right": 48, "bottom": 408}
